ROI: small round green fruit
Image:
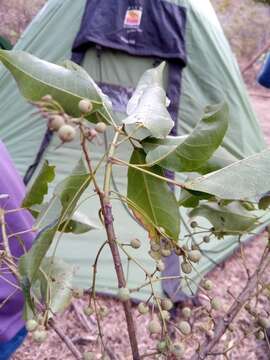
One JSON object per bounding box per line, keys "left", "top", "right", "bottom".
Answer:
{"left": 83, "top": 352, "right": 96, "bottom": 360}
{"left": 156, "top": 260, "right": 165, "bottom": 272}
{"left": 190, "top": 221, "right": 198, "bottom": 229}
{"left": 202, "top": 279, "right": 213, "bottom": 291}
{"left": 157, "top": 340, "right": 167, "bottom": 353}
{"left": 33, "top": 328, "right": 47, "bottom": 343}
{"left": 256, "top": 330, "right": 265, "bottom": 340}
{"left": 188, "top": 250, "right": 201, "bottom": 263}
{"left": 49, "top": 115, "right": 65, "bottom": 131}
{"left": 138, "top": 302, "right": 149, "bottom": 315}
{"left": 58, "top": 124, "right": 76, "bottom": 142}
{"left": 95, "top": 122, "right": 107, "bottom": 133}
{"left": 161, "top": 298, "right": 173, "bottom": 311}
{"left": 26, "top": 319, "right": 38, "bottom": 332}
{"left": 161, "top": 248, "right": 171, "bottom": 257}
{"left": 181, "top": 262, "right": 192, "bottom": 274}
{"left": 178, "top": 321, "right": 191, "bottom": 335}
{"left": 182, "top": 307, "right": 192, "bottom": 319}
{"left": 148, "top": 320, "right": 162, "bottom": 334}
{"left": 258, "top": 316, "right": 270, "bottom": 329}
{"left": 170, "top": 342, "right": 185, "bottom": 358}
{"left": 211, "top": 297, "right": 222, "bottom": 311}
{"left": 117, "top": 287, "right": 130, "bottom": 302}
{"left": 78, "top": 99, "right": 93, "bottom": 113}
{"left": 130, "top": 238, "right": 141, "bottom": 249}
{"left": 83, "top": 306, "right": 94, "bottom": 316}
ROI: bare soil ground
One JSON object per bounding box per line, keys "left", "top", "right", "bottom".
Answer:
{"left": 1, "top": 1, "right": 270, "bottom": 359}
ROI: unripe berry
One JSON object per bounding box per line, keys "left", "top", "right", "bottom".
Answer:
{"left": 156, "top": 260, "right": 165, "bottom": 272}
{"left": 188, "top": 250, "right": 201, "bottom": 263}
{"left": 78, "top": 99, "right": 93, "bottom": 113}
{"left": 211, "top": 297, "right": 222, "bottom": 311}
{"left": 170, "top": 342, "right": 185, "bottom": 358}
{"left": 149, "top": 250, "right": 161, "bottom": 261}
{"left": 157, "top": 340, "right": 167, "bottom": 353}
{"left": 33, "top": 328, "right": 47, "bottom": 343}
{"left": 148, "top": 320, "right": 162, "bottom": 334}
{"left": 83, "top": 352, "right": 96, "bottom": 360}
{"left": 161, "top": 248, "right": 171, "bottom": 257}
{"left": 83, "top": 306, "right": 94, "bottom": 316}
{"left": 161, "top": 298, "right": 173, "bottom": 311}
{"left": 256, "top": 330, "right": 265, "bottom": 340}
{"left": 258, "top": 316, "right": 270, "bottom": 329}
{"left": 72, "top": 287, "right": 84, "bottom": 298}
{"left": 95, "top": 122, "right": 107, "bottom": 133}
{"left": 42, "top": 94, "right": 53, "bottom": 101}
{"left": 99, "top": 305, "right": 109, "bottom": 318}
{"left": 181, "top": 262, "right": 192, "bottom": 274}
{"left": 178, "top": 321, "right": 191, "bottom": 335}
{"left": 117, "top": 287, "right": 130, "bottom": 302}
{"left": 26, "top": 319, "right": 38, "bottom": 332}
{"left": 190, "top": 221, "right": 198, "bottom": 229}
{"left": 58, "top": 124, "right": 76, "bottom": 142}
{"left": 49, "top": 115, "right": 65, "bottom": 131}
{"left": 138, "top": 302, "right": 149, "bottom": 315}
{"left": 151, "top": 242, "right": 160, "bottom": 252}
{"left": 160, "top": 310, "right": 170, "bottom": 321}
{"left": 202, "top": 279, "right": 213, "bottom": 291}
{"left": 130, "top": 238, "right": 141, "bottom": 249}
{"left": 182, "top": 307, "right": 192, "bottom": 319}
{"left": 101, "top": 355, "right": 110, "bottom": 360}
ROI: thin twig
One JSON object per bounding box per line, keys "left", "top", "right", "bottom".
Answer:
{"left": 48, "top": 318, "right": 82, "bottom": 359}
{"left": 191, "top": 247, "right": 270, "bottom": 359}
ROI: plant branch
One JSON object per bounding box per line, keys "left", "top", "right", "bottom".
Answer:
{"left": 191, "top": 247, "right": 270, "bottom": 359}
{"left": 81, "top": 129, "right": 140, "bottom": 360}
{"left": 48, "top": 318, "right": 82, "bottom": 359}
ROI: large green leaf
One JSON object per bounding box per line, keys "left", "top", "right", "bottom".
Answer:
{"left": 22, "top": 161, "right": 55, "bottom": 208}
{"left": 189, "top": 202, "right": 258, "bottom": 234}
{"left": 0, "top": 50, "right": 111, "bottom": 123}
{"left": 19, "top": 159, "right": 91, "bottom": 282}
{"left": 142, "top": 102, "right": 229, "bottom": 171}
{"left": 123, "top": 62, "right": 174, "bottom": 139}
{"left": 185, "top": 149, "right": 270, "bottom": 200}
{"left": 127, "top": 149, "right": 180, "bottom": 241}
{"left": 40, "top": 257, "right": 73, "bottom": 314}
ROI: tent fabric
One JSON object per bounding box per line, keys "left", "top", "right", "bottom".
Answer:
{"left": 0, "top": 0, "right": 269, "bottom": 303}
{"left": 0, "top": 140, "right": 35, "bottom": 342}
{"left": 257, "top": 53, "right": 270, "bottom": 88}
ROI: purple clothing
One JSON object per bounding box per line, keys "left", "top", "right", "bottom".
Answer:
{"left": 0, "top": 140, "right": 35, "bottom": 342}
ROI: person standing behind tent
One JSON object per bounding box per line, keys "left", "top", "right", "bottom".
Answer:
{"left": 0, "top": 140, "right": 35, "bottom": 359}
{"left": 257, "top": 52, "right": 270, "bottom": 88}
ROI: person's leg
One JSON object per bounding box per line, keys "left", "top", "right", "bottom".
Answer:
{"left": 0, "top": 140, "right": 35, "bottom": 355}
{"left": 0, "top": 327, "right": 27, "bottom": 360}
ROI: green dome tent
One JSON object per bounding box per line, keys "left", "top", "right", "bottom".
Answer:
{"left": 0, "top": 0, "right": 268, "bottom": 301}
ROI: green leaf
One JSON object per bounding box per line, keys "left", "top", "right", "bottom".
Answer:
{"left": 143, "top": 102, "right": 229, "bottom": 171}
{"left": 21, "top": 276, "right": 36, "bottom": 320}
{"left": 185, "top": 149, "right": 270, "bottom": 200}
{"left": 61, "top": 59, "right": 113, "bottom": 124}
{"left": 19, "top": 159, "right": 91, "bottom": 282}
{"left": 22, "top": 161, "right": 55, "bottom": 208}
{"left": 123, "top": 62, "right": 174, "bottom": 139}
{"left": 178, "top": 189, "right": 212, "bottom": 208}
{"left": 0, "top": 50, "right": 111, "bottom": 124}
{"left": 127, "top": 148, "right": 180, "bottom": 241}
{"left": 189, "top": 202, "right": 258, "bottom": 234}
{"left": 58, "top": 211, "right": 100, "bottom": 234}
{"left": 39, "top": 257, "right": 73, "bottom": 314}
